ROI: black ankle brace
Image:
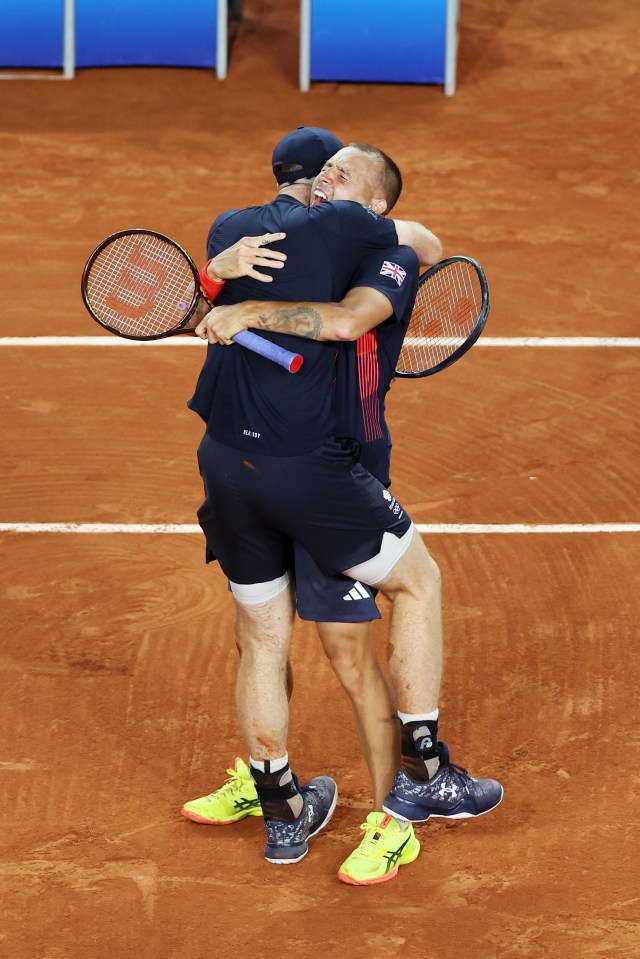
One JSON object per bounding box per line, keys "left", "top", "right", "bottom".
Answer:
{"left": 250, "top": 764, "right": 300, "bottom": 822}
{"left": 399, "top": 719, "right": 439, "bottom": 782}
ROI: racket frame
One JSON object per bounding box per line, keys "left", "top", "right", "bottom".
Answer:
{"left": 395, "top": 255, "right": 490, "bottom": 378}
{"left": 81, "top": 228, "right": 202, "bottom": 342}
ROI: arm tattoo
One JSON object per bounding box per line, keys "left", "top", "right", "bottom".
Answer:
{"left": 257, "top": 306, "right": 324, "bottom": 340}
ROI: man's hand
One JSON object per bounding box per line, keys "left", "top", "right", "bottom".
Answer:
{"left": 182, "top": 292, "right": 210, "bottom": 332}
{"left": 206, "top": 233, "right": 287, "bottom": 282}
{"left": 195, "top": 303, "right": 259, "bottom": 344}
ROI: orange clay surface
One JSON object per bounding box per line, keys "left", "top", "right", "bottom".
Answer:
{"left": 1, "top": 1, "right": 639, "bottom": 957}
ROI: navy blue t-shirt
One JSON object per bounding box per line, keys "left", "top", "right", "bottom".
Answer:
{"left": 334, "top": 245, "right": 419, "bottom": 487}
{"left": 188, "top": 195, "right": 398, "bottom": 455}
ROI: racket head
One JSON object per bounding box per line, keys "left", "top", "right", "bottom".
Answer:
{"left": 395, "top": 256, "right": 490, "bottom": 378}
{"left": 81, "top": 229, "right": 200, "bottom": 341}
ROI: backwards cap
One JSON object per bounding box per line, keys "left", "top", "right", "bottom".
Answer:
{"left": 272, "top": 126, "right": 344, "bottom": 185}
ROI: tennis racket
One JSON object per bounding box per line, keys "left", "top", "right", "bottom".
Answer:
{"left": 81, "top": 229, "right": 303, "bottom": 373}
{"left": 395, "top": 256, "right": 489, "bottom": 377}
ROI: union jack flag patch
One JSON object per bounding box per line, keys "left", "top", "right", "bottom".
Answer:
{"left": 380, "top": 260, "right": 406, "bottom": 286}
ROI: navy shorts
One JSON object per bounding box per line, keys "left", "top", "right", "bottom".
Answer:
{"left": 293, "top": 542, "right": 381, "bottom": 622}
{"left": 196, "top": 433, "right": 412, "bottom": 585}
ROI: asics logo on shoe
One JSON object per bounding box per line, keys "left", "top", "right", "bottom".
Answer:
{"left": 342, "top": 581, "right": 370, "bottom": 601}
{"left": 235, "top": 798, "right": 262, "bottom": 812}
{"left": 384, "top": 836, "right": 413, "bottom": 871}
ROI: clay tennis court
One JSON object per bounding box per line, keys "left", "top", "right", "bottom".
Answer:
{"left": 1, "top": 1, "right": 638, "bottom": 956}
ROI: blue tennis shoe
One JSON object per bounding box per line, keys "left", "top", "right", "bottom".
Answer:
{"left": 383, "top": 742, "right": 503, "bottom": 823}
{"left": 263, "top": 775, "right": 338, "bottom": 864}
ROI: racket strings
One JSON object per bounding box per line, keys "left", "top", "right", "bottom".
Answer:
{"left": 85, "top": 234, "right": 197, "bottom": 337}
{"left": 397, "top": 261, "right": 482, "bottom": 375}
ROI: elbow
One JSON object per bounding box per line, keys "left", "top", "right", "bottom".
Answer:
{"left": 422, "top": 237, "right": 443, "bottom": 269}
{"left": 332, "top": 321, "right": 358, "bottom": 342}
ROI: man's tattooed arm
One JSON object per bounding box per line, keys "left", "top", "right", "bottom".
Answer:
{"left": 195, "top": 287, "right": 391, "bottom": 346}
{"left": 256, "top": 306, "right": 325, "bottom": 341}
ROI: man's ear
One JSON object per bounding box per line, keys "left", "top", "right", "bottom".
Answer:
{"left": 370, "top": 197, "right": 388, "bottom": 216}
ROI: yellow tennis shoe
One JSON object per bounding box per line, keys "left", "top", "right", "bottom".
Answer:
{"left": 338, "top": 812, "right": 420, "bottom": 885}
{"left": 181, "top": 757, "right": 263, "bottom": 824}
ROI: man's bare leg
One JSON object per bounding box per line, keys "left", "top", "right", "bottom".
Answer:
{"left": 231, "top": 581, "right": 306, "bottom": 821}
{"left": 318, "top": 622, "right": 420, "bottom": 888}
{"left": 344, "top": 526, "right": 503, "bottom": 822}
{"left": 316, "top": 621, "right": 399, "bottom": 810}
{"left": 230, "top": 579, "right": 338, "bottom": 860}
{"left": 233, "top": 583, "right": 296, "bottom": 762}
{"left": 373, "top": 531, "right": 443, "bottom": 715}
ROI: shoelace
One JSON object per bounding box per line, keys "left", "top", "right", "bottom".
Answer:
{"left": 439, "top": 760, "right": 471, "bottom": 791}
{"left": 356, "top": 820, "right": 389, "bottom": 853}
{"left": 207, "top": 766, "right": 246, "bottom": 799}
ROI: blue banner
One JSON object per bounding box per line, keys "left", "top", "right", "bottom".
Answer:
{"left": 310, "top": 0, "right": 447, "bottom": 84}
{"left": 75, "top": 0, "right": 217, "bottom": 68}
{"left": 0, "top": 0, "right": 219, "bottom": 69}
{"left": 0, "top": 0, "right": 65, "bottom": 68}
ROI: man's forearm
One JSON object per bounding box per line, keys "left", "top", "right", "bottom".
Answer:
{"left": 197, "top": 287, "right": 392, "bottom": 345}
{"left": 254, "top": 304, "right": 329, "bottom": 340}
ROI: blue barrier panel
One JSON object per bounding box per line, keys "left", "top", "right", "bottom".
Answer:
{"left": 75, "top": 0, "right": 217, "bottom": 68}
{"left": 310, "top": 0, "right": 447, "bottom": 84}
{"left": 0, "top": 0, "right": 65, "bottom": 68}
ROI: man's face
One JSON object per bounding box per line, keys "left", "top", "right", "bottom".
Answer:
{"left": 311, "top": 147, "right": 387, "bottom": 215}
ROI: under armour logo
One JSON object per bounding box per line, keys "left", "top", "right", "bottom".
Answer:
{"left": 343, "top": 582, "right": 370, "bottom": 602}
{"left": 438, "top": 782, "right": 460, "bottom": 800}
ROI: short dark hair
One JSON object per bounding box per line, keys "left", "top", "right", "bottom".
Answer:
{"left": 349, "top": 143, "right": 403, "bottom": 212}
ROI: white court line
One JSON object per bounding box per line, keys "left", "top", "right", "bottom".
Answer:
{"left": 0, "top": 337, "right": 196, "bottom": 347}
{"left": 1, "top": 337, "right": 640, "bottom": 348}
{"left": 1, "top": 523, "right": 639, "bottom": 535}
{"left": 480, "top": 337, "right": 640, "bottom": 348}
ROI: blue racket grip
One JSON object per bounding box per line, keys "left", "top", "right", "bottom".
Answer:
{"left": 232, "top": 329, "right": 303, "bottom": 373}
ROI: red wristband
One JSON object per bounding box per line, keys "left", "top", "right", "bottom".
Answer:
{"left": 199, "top": 260, "right": 225, "bottom": 302}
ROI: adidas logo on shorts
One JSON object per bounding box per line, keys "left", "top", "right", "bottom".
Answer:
{"left": 343, "top": 581, "right": 370, "bottom": 602}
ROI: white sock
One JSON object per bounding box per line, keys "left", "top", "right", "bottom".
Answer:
{"left": 249, "top": 752, "right": 289, "bottom": 774}
{"left": 396, "top": 709, "right": 439, "bottom": 723}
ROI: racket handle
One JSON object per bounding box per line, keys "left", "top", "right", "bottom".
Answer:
{"left": 232, "top": 329, "right": 303, "bottom": 373}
